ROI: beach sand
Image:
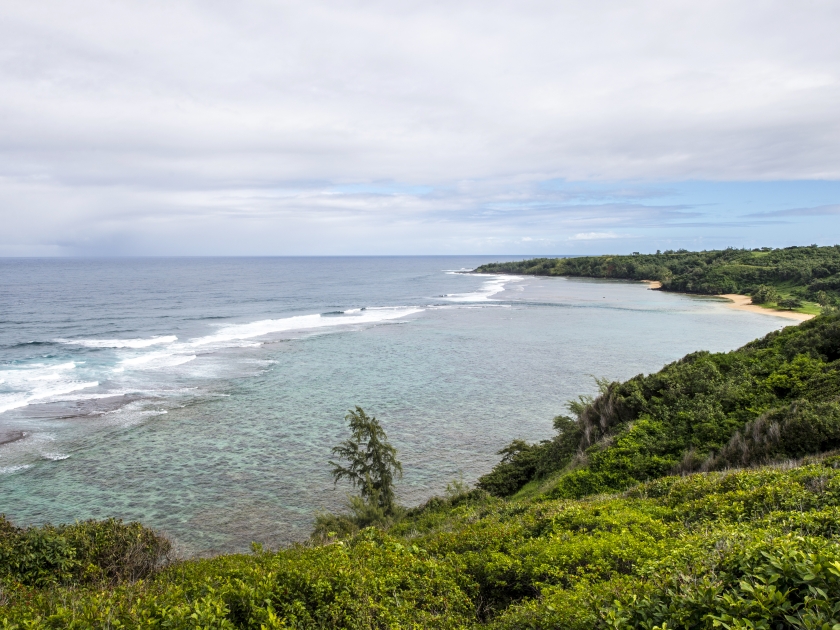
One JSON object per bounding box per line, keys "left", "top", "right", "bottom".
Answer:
{"left": 642, "top": 280, "right": 814, "bottom": 321}
{"left": 718, "top": 294, "right": 815, "bottom": 322}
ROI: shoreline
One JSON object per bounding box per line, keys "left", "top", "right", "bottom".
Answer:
{"left": 717, "top": 294, "right": 815, "bottom": 321}
{"left": 554, "top": 277, "right": 816, "bottom": 321}
{"left": 642, "top": 279, "right": 813, "bottom": 321}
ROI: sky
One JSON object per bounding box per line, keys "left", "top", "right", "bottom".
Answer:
{"left": 1, "top": 0, "right": 839, "bottom": 256}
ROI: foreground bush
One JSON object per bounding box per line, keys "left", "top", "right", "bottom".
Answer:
{"left": 0, "top": 517, "right": 170, "bottom": 587}
{"left": 1, "top": 528, "right": 476, "bottom": 628}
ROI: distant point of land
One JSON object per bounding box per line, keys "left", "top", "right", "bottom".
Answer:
{"left": 474, "top": 244, "right": 839, "bottom": 318}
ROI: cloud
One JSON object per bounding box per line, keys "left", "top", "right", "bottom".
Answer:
{"left": 0, "top": 0, "right": 839, "bottom": 254}
{"left": 742, "top": 204, "right": 840, "bottom": 218}
{"left": 569, "top": 232, "right": 623, "bottom": 241}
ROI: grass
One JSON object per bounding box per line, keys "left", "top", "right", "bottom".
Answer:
{"left": 753, "top": 300, "right": 822, "bottom": 315}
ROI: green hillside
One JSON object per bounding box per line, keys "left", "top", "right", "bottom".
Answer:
{"left": 477, "top": 310, "right": 840, "bottom": 500}
{"left": 474, "top": 245, "right": 840, "bottom": 314}
{"left": 2, "top": 313, "right": 840, "bottom": 628}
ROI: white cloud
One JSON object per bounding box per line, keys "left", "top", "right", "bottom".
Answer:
{"left": 0, "top": 0, "right": 839, "bottom": 254}
{"left": 569, "top": 232, "right": 622, "bottom": 241}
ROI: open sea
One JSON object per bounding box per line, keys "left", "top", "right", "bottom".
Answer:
{"left": 0, "top": 257, "right": 788, "bottom": 554}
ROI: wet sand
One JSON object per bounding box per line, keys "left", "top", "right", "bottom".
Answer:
{"left": 718, "top": 294, "right": 815, "bottom": 322}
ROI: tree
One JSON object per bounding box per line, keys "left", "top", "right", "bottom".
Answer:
{"left": 778, "top": 297, "right": 803, "bottom": 310}
{"left": 751, "top": 285, "right": 779, "bottom": 305}
{"left": 329, "top": 407, "right": 402, "bottom": 514}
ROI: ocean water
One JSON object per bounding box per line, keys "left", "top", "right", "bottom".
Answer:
{"left": 0, "top": 257, "right": 788, "bottom": 554}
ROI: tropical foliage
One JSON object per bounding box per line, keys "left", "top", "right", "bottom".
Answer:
{"left": 6, "top": 459, "right": 840, "bottom": 627}
{"left": 478, "top": 311, "right": 840, "bottom": 499}
{"left": 0, "top": 517, "right": 170, "bottom": 588}
{"left": 474, "top": 245, "right": 840, "bottom": 309}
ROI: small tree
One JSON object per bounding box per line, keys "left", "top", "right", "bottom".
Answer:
{"left": 329, "top": 407, "right": 402, "bottom": 514}
{"left": 751, "top": 285, "right": 779, "bottom": 305}
{"left": 778, "top": 297, "right": 803, "bottom": 310}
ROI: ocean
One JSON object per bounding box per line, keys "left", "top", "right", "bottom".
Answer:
{"left": 0, "top": 257, "right": 787, "bottom": 554}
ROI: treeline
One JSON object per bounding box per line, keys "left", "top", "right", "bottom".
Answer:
{"left": 478, "top": 310, "right": 840, "bottom": 498}
{"left": 474, "top": 244, "right": 840, "bottom": 306}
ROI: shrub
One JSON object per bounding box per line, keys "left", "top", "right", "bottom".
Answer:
{"left": 0, "top": 516, "right": 170, "bottom": 587}
{"left": 751, "top": 284, "right": 779, "bottom": 304}
{"left": 778, "top": 297, "right": 804, "bottom": 310}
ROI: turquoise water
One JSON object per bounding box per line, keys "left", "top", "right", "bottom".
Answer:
{"left": 0, "top": 257, "right": 788, "bottom": 554}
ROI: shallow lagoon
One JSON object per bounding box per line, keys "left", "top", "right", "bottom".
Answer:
{"left": 0, "top": 257, "right": 788, "bottom": 553}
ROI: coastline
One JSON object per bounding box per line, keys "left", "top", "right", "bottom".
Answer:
{"left": 641, "top": 279, "right": 814, "bottom": 321}
{"left": 476, "top": 249, "right": 837, "bottom": 325}
{"left": 718, "top": 294, "right": 815, "bottom": 321}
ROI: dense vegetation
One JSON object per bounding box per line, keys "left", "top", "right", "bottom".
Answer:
{"left": 6, "top": 459, "right": 840, "bottom": 628}
{"left": 0, "top": 516, "right": 170, "bottom": 587}
{"left": 474, "top": 245, "right": 840, "bottom": 311}
{"left": 3, "top": 313, "right": 840, "bottom": 628}
{"left": 477, "top": 311, "right": 840, "bottom": 499}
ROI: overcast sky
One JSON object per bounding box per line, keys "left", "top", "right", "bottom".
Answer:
{"left": 2, "top": 0, "right": 839, "bottom": 256}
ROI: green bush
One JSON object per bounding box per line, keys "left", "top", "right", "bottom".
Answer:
{"left": 751, "top": 284, "right": 779, "bottom": 304}
{"left": 0, "top": 516, "right": 170, "bottom": 587}
{"left": 6, "top": 459, "right": 840, "bottom": 627}
{"left": 476, "top": 440, "right": 548, "bottom": 496}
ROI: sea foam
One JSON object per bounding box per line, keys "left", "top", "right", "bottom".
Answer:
{"left": 58, "top": 336, "right": 178, "bottom": 349}
{"left": 0, "top": 363, "right": 99, "bottom": 413}
{"left": 110, "top": 309, "right": 422, "bottom": 374}
{"left": 118, "top": 352, "right": 197, "bottom": 370}
{"left": 186, "top": 308, "right": 422, "bottom": 349}
{"left": 0, "top": 308, "right": 423, "bottom": 418}
{"left": 0, "top": 381, "right": 100, "bottom": 414}
{"left": 442, "top": 275, "right": 522, "bottom": 302}
{"left": 0, "top": 465, "right": 32, "bottom": 475}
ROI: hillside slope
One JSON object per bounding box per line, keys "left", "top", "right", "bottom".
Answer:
{"left": 477, "top": 311, "right": 840, "bottom": 500}
{"left": 5, "top": 459, "right": 840, "bottom": 628}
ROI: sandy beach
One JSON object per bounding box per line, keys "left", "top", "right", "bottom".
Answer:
{"left": 642, "top": 280, "right": 814, "bottom": 321}
{"left": 718, "top": 294, "right": 815, "bottom": 321}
